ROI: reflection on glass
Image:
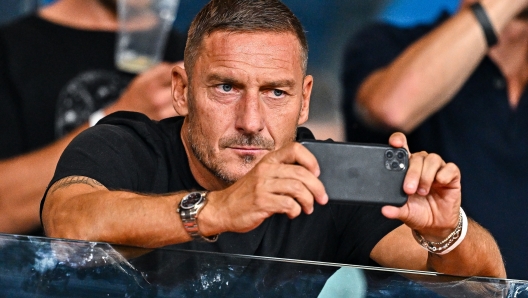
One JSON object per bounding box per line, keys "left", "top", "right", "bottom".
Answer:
{"left": 0, "top": 233, "right": 526, "bottom": 297}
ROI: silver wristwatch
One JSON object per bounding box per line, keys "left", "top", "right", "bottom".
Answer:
{"left": 178, "top": 191, "right": 218, "bottom": 242}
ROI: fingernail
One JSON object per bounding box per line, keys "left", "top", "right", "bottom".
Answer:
{"left": 418, "top": 188, "right": 427, "bottom": 195}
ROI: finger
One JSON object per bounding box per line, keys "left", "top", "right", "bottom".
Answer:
{"left": 388, "top": 132, "right": 409, "bottom": 152}
{"left": 264, "top": 178, "right": 317, "bottom": 214}
{"left": 264, "top": 142, "right": 320, "bottom": 177}
{"left": 416, "top": 153, "right": 446, "bottom": 196}
{"left": 381, "top": 205, "right": 405, "bottom": 220}
{"left": 266, "top": 193, "right": 303, "bottom": 219}
{"left": 261, "top": 162, "right": 328, "bottom": 205}
{"left": 434, "top": 162, "right": 461, "bottom": 188}
{"left": 402, "top": 151, "right": 427, "bottom": 194}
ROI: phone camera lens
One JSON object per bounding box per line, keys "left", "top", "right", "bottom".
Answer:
{"left": 391, "top": 161, "right": 399, "bottom": 169}
{"left": 386, "top": 151, "right": 394, "bottom": 159}
{"left": 397, "top": 151, "right": 405, "bottom": 159}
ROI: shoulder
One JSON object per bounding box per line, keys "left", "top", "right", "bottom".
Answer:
{"left": 93, "top": 111, "right": 185, "bottom": 156}
{"left": 97, "top": 111, "right": 184, "bottom": 139}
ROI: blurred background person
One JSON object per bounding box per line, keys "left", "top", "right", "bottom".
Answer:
{"left": 342, "top": 0, "right": 528, "bottom": 279}
{"left": 0, "top": 0, "right": 185, "bottom": 234}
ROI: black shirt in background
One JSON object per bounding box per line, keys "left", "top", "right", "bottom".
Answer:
{"left": 0, "top": 15, "right": 186, "bottom": 159}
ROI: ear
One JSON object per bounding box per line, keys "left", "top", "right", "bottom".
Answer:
{"left": 172, "top": 64, "right": 189, "bottom": 116}
{"left": 298, "top": 75, "right": 313, "bottom": 125}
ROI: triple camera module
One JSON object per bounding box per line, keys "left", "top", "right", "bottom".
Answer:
{"left": 384, "top": 149, "right": 407, "bottom": 171}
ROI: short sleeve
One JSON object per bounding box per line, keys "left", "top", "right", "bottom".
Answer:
{"left": 48, "top": 123, "right": 160, "bottom": 192}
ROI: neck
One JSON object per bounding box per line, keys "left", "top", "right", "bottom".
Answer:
{"left": 39, "top": 0, "right": 118, "bottom": 31}
{"left": 488, "top": 19, "right": 528, "bottom": 108}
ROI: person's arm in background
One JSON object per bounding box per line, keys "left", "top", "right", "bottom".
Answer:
{"left": 0, "top": 62, "right": 181, "bottom": 234}
{"left": 354, "top": 0, "right": 528, "bottom": 133}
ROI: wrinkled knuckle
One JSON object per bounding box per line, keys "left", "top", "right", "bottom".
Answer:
{"left": 285, "top": 200, "right": 301, "bottom": 217}
{"left": 290, "top": 206, "right": 302, "bottom": 218}
{"left": 291, "top": 142, "right": 304, "bottom": 154}
{"left": 254, "top": 163, "right": 269, "bottom": 175}
{"left": 253, "top": 193, "right": 267, "bottom": 208}
{"left": 291, "top": 142, "right": 302, "bottom": 150}
{"left": 292, "top": 165, "right": 306, "bottom": 178}
{"left": 289, "top": 180, "right": 304, "bottom": 195}
{"left": 283, "top": 197, "right": 297, "bottom": 209}
{"left": 410, "top": 151, "right": 426, "bottom": 158}
{"left": 427, "top": 152, "right": 442, "bottom": 161}
{"left": 417, "top": 150, "right": 428, "bottom": 156}
{"left": 446, "top": 162, "right": 459, "bottom": 171}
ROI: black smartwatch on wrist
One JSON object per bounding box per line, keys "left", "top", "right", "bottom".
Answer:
{"left": 178, "top": 191, "right": 218, "bottom": 242}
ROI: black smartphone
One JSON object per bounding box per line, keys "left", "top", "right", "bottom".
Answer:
{"left": 300, "top": 140, "right": 409, "bottom": 206}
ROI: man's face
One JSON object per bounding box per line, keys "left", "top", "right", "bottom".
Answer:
{"left": 182, "top": 31, "right": 312, "bottom": 185}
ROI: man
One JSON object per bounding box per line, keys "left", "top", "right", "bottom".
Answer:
{"left": 0, "top": 0, "right": 185, "bottom": 234}
{"left": 42, "top": 0, "right": 505, "bottom": 279}
{"left": 342, "top": 0, "right": 528, "bottom": 279}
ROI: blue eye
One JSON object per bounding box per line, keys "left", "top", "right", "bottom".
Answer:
{"left": 273, "top": 89, "right": 284, "bottom": 97}
{"left": 221, "top": 84, "right": 232, "bottom": 92}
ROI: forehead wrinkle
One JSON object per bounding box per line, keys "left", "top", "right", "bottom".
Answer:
{"left": 209, "top": 53, "right": 293, "bottom": 71}
{"left": 196, "top": 31, "right": 304, "bottom": 87}
{"left": 204, "top": 32, "right": 300, "bottom": 65}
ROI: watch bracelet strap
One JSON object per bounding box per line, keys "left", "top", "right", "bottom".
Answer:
{"left": 180, "top": 192, "right": 219, "bottom": 242}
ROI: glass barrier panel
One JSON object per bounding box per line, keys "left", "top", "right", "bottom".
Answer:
{"left": 0, "top": 233, "right": 526, "bottom": 297}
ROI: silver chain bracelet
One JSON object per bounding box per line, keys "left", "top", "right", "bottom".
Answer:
{"left": 412, "top": 207, "right": 468, "bottom": 255}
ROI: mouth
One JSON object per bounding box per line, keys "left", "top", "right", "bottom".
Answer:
{"left": 228, "top": 146, "right": 270, "bottom": 154}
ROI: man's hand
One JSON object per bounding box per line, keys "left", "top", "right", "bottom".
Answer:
{"left": 106, "top": 62, "right": 182, "bottom": 120}
{"left": 370, "top": 133, "right": 504, "bottom": 278}
{"left": 382, "top": 132, "right": 461, "bottom": 242}
{"left": 199, "top": 142, "right": 329, "bottom": 236}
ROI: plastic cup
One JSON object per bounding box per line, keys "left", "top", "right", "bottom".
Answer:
{"left": 115, "top": 0, "right": 180, "bottom": 74}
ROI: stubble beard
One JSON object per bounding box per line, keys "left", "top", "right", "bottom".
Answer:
{"left": 187, "top": 119, "right": 278, "bottom": 185}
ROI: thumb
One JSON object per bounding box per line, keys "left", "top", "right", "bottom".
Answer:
{"left": 381, "top": 205, "right": 404, "bottom": 220}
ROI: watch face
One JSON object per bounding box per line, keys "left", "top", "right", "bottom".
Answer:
{"left": 180, "top": 192, "right": 204, "bottom": 209}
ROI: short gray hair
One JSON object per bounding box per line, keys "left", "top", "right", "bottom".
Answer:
{"left": 184, "top": 0, "right": 308, "bottom": 78}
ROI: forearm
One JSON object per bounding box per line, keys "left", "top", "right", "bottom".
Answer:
{"left": 0, "top": 124, "right": 87, "bottom": 234}
{"left": 427, "top": 219, "right": 506, "bottom": 278}
{"left": 356, "top": 0, "right": 527, "bottom": 132}
{"left": 42, "top": 186, "right": 192, "bottom": 248}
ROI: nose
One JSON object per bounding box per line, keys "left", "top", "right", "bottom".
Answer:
{"left": 235, "top": 92, "right": 265, "bottom": 134}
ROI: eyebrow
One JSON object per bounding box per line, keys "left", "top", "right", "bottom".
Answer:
{"left": 263, "top": 79, "right": 296, "bottom": 89}
{"left": 206, "top": 73, "right": 296, "bottom": 89}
